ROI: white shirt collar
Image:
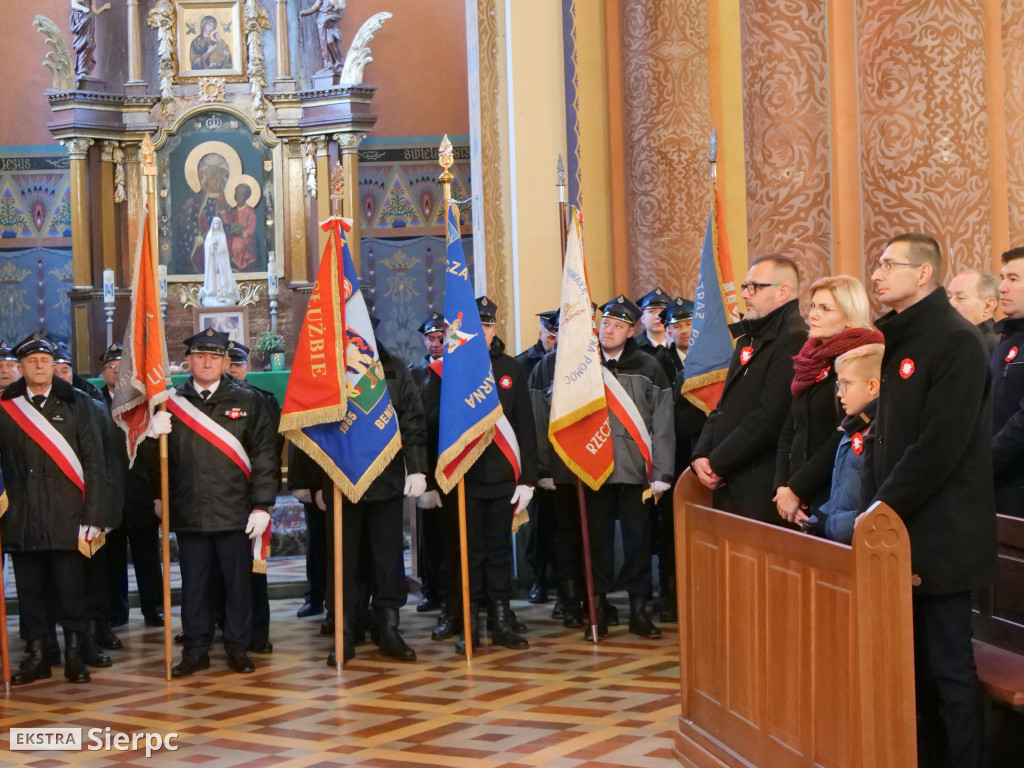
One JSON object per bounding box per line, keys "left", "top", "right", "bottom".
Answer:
{"left": 193, "top": 377, "right": 221, "bottom": 397}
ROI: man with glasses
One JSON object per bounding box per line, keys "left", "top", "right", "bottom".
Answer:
{"left": 870, "top": 233, "right": 995, "bottom": 768}
{"left": 691, "top": 254, "right": 807, "bottom": 521}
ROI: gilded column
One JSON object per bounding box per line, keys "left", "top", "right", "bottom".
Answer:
{"left": 314, "top": 135, "right": 330, "bottom": 261}
{"left": 100, "top": 141, "right": 119, "bottom": 275}
{"left": 284, "top": 139, "right": 309, "bottom": 283}
{"left": 333, "top": 132, "right": 364, "bottom": 270}
{"left": 126, "top": 0, "right": 144, "bottom": 85}
{"left": 65, "top": 138, "right": 95, "bottom": 289}
{"left": 274, "top": 0, "right": 294, "bottom": 88}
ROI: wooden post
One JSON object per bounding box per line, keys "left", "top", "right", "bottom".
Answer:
{"left": 457, "top": 478, "right": 472, "bottom": 662}
{"left": 333, "top": 485, "right": 344, "bottom": 671}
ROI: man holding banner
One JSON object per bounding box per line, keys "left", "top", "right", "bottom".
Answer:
{"left": 159, "top": 329, "right": 278, "bottom": 677}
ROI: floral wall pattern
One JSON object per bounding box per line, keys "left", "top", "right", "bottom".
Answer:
{"left": 1003, "top": 0, "right": 1024, "bottom": 249}
{"left": 619, "top": 0, "right": 713, "bottom": 302}
{"left": 739, "top": 0, "right": 832, "bottom": 293}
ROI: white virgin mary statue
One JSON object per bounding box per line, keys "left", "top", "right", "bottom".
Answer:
{"left": 198, "top": 217, "right": 241, "bottom": 307}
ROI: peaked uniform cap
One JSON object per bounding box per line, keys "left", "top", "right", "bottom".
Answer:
{"left": 184, "top": 328, "right": 230, "bottom": 354}
{"left": 418, "top": 312, "right": 446, "bottom": 335}
{"left": 637, "top": 287, "right": 671, "bottom": 310}
{"left": 13, "top": 332, "right": 56, "bottom": 359}
{"left": 227, "top": 340, "right": 250, "bottom": 362}
{"left": 0, "top": 340, "right": 18, "bottom": 362}
{"left": 661, "top": 296, "right": 695, "bottom": 325}
{"left": 99, "top": 342, "right": 123, "bottom": 364}
{"left": 52, "top": 343, "right": 73, "bottom": 365}
{"left": 476, "top": 295, "right": 497, "bottom": 324}
{"left": 537, "top": 310, "right": 558, "bottom": 334}
{"left": 600, "top": 294, "right": 641, "bottom": 324}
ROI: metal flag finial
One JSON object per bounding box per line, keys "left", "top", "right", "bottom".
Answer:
{"left": 709, "top": 128, "right": 718, "bottom": 181}
{"left": 557, "top": 154, "right": 565, "bottom": 187}
{"left": 330, "top": 162, "right": 344, "bottom": 217}
{"left": 439, "top": 134, "right": 454, "bottom": 205}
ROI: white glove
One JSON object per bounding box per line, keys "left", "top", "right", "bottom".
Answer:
{"left": 314, "top": 490, "right": 326, "bottom": 511}
{"left": 650, "top": 480, "right": 671, "bottom": 496}
{"left": 537, "top": 477, "right": 556, "bottom": 491}
{"left": 404, "top": 472, "right": 427, "bottom": 498}
{"left": 245, "top": 510, "right": 271, "bottom": 540}
{"left": 510, "top": 484, "right": 534, "bottom": 514}
{"left": 416, "top": 490, "right": 441, "bottom": 509}
{"left": 146, "top": 410, "right": 172, "bottom": 438}
{"left": 78, "top": 524, "right": 102, "bottom": 541}
{"left": 153, "top": 499, "right": 162, "bottom": 519}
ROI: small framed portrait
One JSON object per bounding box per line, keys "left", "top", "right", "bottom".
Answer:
{"left": 194, "top": 306, "right": 248, "bottom": 346}
{"left": 176, "top": 0, "right": 245, "bottom": 80}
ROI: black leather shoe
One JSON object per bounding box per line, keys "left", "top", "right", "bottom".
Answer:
{"left": 319, "top": 615, "right": 334, "bottom": 635}
{"left": 491, "top": 600, "right": 529, "bottom": 650}
{"left": 144, "top": 614, "right": 165, "bottom": 628}
{"left": 416, "top": 595, "right": 442, "bottom": 613}
{"left": 297, "top": 600, "right": 324, "bottom": 618}
{"left": 528, "top": 582, "right": 549, "bottom": 604}
{"left": 550, "top": 596, "right": 564, "bottom": 619}
{"left": 172, "top": 653, "right": 210, "bottom": 677}
{"left": 11, "top": 640, "right": 51, "bottom": 686}
{"left": 95, "top": 625, "right": 123, "bottom": 650}
{"left": 174, "top": 632, "right": 184, "bottom": 645}
{"left": 83, "top": 624, "right": 113, "bottom": 668}
{"left": 431, "top": 609, "right": 456, "bottom": 641}
{"left": 583, "top": 594, "right": 609, "bottom": 641}
{"left": 326, "top": 640, "right": 355, "bottom": 666}
{"left": 605, "top": 597, "right": 620, "bottom": 626}
{"left": 377, "top": 608, "right": 416, "bottom": 661}
{"left": 628, "top": 596, "right": 662, "bottom": 639}
{"left": 227, "top": 652, "right": 255, "bottom": 673}
{"left": 63, "top": 632, "right": 91, "bottom": 684}
{"left": 248, "top": 641, "right": 274, "bottom": 654}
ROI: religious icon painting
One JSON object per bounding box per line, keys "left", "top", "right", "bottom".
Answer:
{"left": 176, "top": 1, "right": 246, "bottom": 80}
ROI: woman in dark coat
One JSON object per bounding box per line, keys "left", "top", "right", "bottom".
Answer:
{"left": 774, "top": 275, "right": 882, "bottom": 522}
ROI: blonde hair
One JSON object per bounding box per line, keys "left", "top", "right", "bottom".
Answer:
{"left": 834, "top": 343, "right": 883, "bottom": 381}
{"left": 808, "top": 275, "right": 873, "bottom": 329}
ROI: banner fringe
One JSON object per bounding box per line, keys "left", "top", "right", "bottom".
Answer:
{"left": 285, "top": 428, "right": 403, "bottom": 504}
{"left": 435, "top": 408, "right": 501, "bottom": 495}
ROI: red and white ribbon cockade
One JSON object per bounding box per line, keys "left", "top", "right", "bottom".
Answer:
{"left": 602, "top": 368, "right": 653, "bottom": 481}
{"left": 167, "top": 391, "right": 251, "bottom": 478}
{"left": 0, "top": 396, "right": 85, "bottom": 495}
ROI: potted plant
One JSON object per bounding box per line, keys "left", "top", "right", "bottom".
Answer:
{"left": 254, "top": 329, "right": 286, "bottom": 371}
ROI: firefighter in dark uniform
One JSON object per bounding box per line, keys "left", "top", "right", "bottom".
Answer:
{"left": 155, "top": 329, "right": 278, "bottom": 677}
{"left": 0, "top": 333, "right": 106, "bottom": 685}
{"left": 0, "top": 340, "right": 20, "bottom": 388}
{"left": 321, "top": 332, "right": 429, "bottom": 665}
{"left": 424, "top": 296, "right": 538, "bottom": 654}
{"left": 634, "top": 287, "right": 671, "bottom": 350}
{"left": 410, "top": 311, "right": 447, "bottom": 615}
{"left": 225, "top": 340, "right": 279, "bottom": 654}
{"left": 586, "top": 296, "right": 674, "bottom": 640}
{"left": 517, "top": 310, "right": 558, "bottom": 604}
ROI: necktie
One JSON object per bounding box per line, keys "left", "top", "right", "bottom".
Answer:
{"left": 31, "top": 395, "right": 45, "bottom": 409}
{"left": 200, "top": 389, "right": 211, "bottom": 401}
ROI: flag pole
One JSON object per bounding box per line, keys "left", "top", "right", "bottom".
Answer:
{"left": 557, "top": 162, "right": 599, "bottom": 643}
{"left": 439, "top": 137, "right": 474, "bottom": 663}
{"left": 141, "top": 134, "right": 174, "bottom": 681}
{"left": 0, "top": 528, "right": 10, "bottom": 690}
{"left": 330, "top": 162, "right": 346, "bottom": 672}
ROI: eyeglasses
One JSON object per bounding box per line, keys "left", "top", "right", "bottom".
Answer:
{"left": 835, "top": 379, "right": 867, "bottom": 394}
{"left": 803, "top": 301, "right": 838, "bottom": 316}
{"left": 876, "top": 259, "right": 921, "bottom": 274}
{"left": 740, "top": 282, "right": 782, "bottom": 295}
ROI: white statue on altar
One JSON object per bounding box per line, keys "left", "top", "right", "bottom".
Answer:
{"left": 198, "top": 217, "right": 241, "bottom": 306}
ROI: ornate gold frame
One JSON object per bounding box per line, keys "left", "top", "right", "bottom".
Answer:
{"left": 175, "top": 0, "right": 246, "bottom": 82}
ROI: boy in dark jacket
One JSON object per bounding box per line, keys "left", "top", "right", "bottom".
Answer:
{"left": 800, "top": 344, "right": 883, "bottom": 544}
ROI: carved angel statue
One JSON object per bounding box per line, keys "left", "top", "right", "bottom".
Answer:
{"left": 301, "top": 0, "right": 346, "bottom": 74}
{"left": 70, "top": 0, "right": 110, "bottom": 80}
{"left": 198, "top": 218, "right": 241, "bottom": 307}
{"left": 304, "top": 142, "right": 318, "bottom": 198}
{"left": 112, "top": 144, "right": 125, "bottom": 203}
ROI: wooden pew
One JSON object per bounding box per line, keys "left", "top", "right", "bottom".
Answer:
{"left": 972, "top": 513, "right": 1024, "bottom": 706}
{"left": 672, "top": 470, "right": 916, "bottom": 767}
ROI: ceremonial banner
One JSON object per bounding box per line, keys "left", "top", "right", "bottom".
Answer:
{"left": 681, "top": 188, "right": 740, "bottom": 414}
{"left": 282, "top": 218, "right": 401, "bottom": 502}
{"left": 548, "top": 208, "right": 614, "bottom": 490}
{"left": 279, "top": 218, "right": 349, "bottom": 432}
{"left": 111, "top": 198, "right": 170, "bottom": 466}
{"left": 435, "top": 205, "right": 501, "bottom": 494}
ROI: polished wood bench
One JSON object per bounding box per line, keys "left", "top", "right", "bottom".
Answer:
{"left": 671, "top": 471, "right": 916, "bottom": 767}
{"left": 973, "top": 513, "right": 1024, "bottom": 707}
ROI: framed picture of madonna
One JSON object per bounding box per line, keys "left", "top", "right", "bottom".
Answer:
{"left": 176, "top": 0, "right": 245, "bottom": 80}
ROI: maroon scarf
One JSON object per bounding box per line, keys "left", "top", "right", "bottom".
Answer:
{"left": 791, "top": 327, "right": 883, "bottom": 397}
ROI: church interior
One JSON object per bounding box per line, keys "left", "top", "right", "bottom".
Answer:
{"left": 1, "top": 1, "right": 1024, "bottom": 767}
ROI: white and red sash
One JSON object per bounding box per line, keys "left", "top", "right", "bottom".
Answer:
{"left": 429, "top": 357, "right": 520, "bottom": 479}
{"left": 0, "top": 396, "right": 85, "bottom": 495}
{"left": 167, "top": 391, "right": 252, "bottom": 478}
{"left": 602, "top": 367, "right": 653, "bottom": 481}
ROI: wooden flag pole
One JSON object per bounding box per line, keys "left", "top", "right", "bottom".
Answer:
{"left": 557, "top": 161, "right": 599, "bottom": 643}
{"left": 0, "top": 528, "right": 10, "bottom": 690}
{"left": 333, "top": 485, "right": 344, "bottom": 671}
{"left": 141, "top": 134, "right": 174, "bottom": 680}
{"left": 330, "top": 162, "right": 346, "bottom": 672}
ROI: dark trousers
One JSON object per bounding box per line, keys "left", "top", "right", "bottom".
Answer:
{"left": 655, "top": 492, "right": 674, "bottom": 592}
{"left": 250, "top": 572, "right": 270, "bottom": 646}
{"left": 466, "top": 495, "right": 514, "bottom": 603}
{"left": 105, "top": 528, "right": 131, "bottom": 626}
{"left": 913, "top": 592, "right": 985, "bottom": 768}
{"left": 525, "top": 488, "right": 558, "bottom": 585}
{"left": 420, "top": 503, "right": 451, "bottom": 602}
{"left": 583, "top": 483, "right": 651, "bottom": 597}
{"left": 12, "top": 550, "right": 88, "bottom": 639}
{"left": 552, "top": 484, "right": 583, "bottom": 584}
{"left": 303, "top": 501, "right": 326, "bottom": 606}
{"left": 127, "top": 526, "right": 164, "bottom": 621}
{"left": 84, "top": 542, "right": 110, "bottom": 625}
{"left": 177, "top": 532, "right": 252, "bottom": 656}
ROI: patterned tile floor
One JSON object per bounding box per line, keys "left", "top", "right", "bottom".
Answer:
{"left": 0, "top": 590, "right": 682, "bottom": 768}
